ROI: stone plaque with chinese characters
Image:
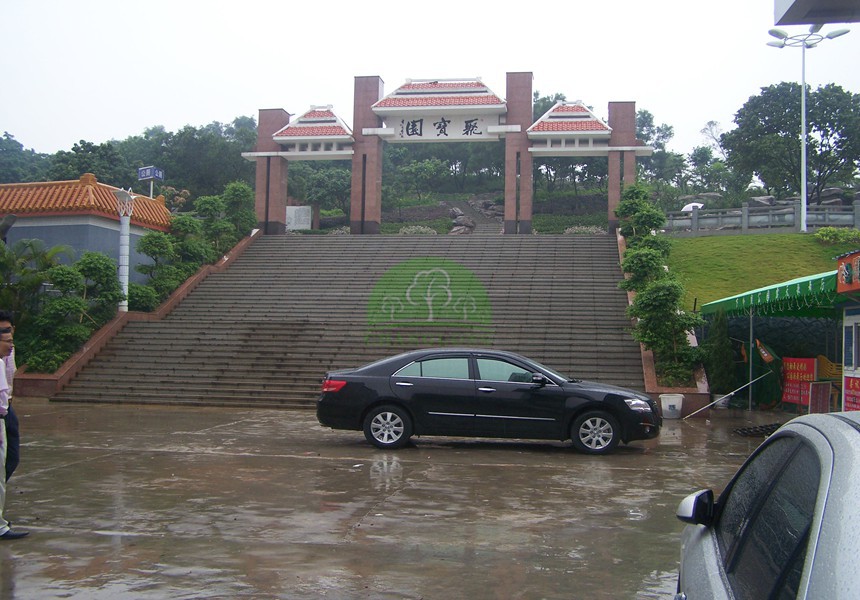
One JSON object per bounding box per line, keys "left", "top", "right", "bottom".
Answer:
{"left": 286, "top": 206, "right": 313, "bottom": 230}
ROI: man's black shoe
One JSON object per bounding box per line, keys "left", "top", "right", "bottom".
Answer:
{"left": 0, "top": 529, "right": 29, "bottom": 540}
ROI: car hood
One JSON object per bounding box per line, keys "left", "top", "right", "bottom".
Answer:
{"left": 562, "top": 379, "right": 651, "bottom": 402}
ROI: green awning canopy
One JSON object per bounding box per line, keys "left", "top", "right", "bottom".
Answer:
{"left": 700, "top": 270, "right": 844, "bottom": 318}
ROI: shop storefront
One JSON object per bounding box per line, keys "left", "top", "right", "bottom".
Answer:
{"left": 700, "top": 260, "right": 860, "bottom": 412}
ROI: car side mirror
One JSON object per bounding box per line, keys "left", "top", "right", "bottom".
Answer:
{"left": 531, "top": 373, "right": 547, "bottom": 387}
{"left": 676, "top": 489, "right": 715, "bottom": 526}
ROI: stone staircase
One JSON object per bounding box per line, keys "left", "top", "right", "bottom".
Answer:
{"left": 52, "top": 234, "right": 645, "bottom": 408}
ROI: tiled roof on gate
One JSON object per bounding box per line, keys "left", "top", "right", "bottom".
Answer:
{"left": 275, "top": 125, "right": 351, "bottom": 137}
{"left": 273, "top": 105, "right": 353, "bottom": 139}
{"left": 528, "top": 101, "right": 611, "bottom": 135}
{"left": 530, "top": 120, "right": 609, "bottom": 132}
{"left": 551, "top": 104, "right": 590, "bottom": 113}
{"left": 372, "top": 78, "right": 505, "bottom": 111}
{"left": 0, "top": 173, "right": 172, "bottom": 230}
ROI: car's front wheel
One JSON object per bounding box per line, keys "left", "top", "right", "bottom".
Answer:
{"left": 571, "top": 411, "right": 620, "bottom": 455}
{"left": 363, "top": 405, "right": 413, "bottom": 449}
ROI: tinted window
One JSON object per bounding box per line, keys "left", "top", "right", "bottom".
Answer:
{"left": 395, "top": 358, "right": 469, "bottom": 379}
{"left": 476, "top": 358, "right": 532, "bottom": 383}
{"left": 716, "top": 437, "right": 795, "bottom": 557}
{"left": 717, "top": 437, "right": 820, "bottom": 599}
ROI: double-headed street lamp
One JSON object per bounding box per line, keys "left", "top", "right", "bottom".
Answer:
{"left": 767, "top": 25, "right": 850, "bottom": 233}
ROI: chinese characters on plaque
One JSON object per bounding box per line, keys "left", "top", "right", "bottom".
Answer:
{"left": 396, "top": 116, "right": 496, "bottom": 142}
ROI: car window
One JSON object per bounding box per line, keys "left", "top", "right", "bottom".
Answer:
{"left": 716, "top": 437, "right": 795, "bottom": 557}
{"left": 716, "top": 436, "right": 820, "bottom": 599}
{"left": 476, "top": 358, "right": 532, "bottom": 383}
{"left": 394, "top": 358, "right": 470, "bottom": 379}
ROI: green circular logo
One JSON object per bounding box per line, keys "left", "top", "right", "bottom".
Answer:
{"left": 367, "top": 257, "right": 492, "bottom": 345}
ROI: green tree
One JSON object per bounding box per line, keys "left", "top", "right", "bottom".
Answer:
{"left": 636, "top": 110, "right": 687, "bottom": 205}
{"left": 195, "top": 195, "right": 239, "bottom": 252}
{"left": 619, "top": 247, "right": 667, "bottom": 291}
{"left": 134, "top": 182, "right": 252, "bottom": 304}
{"left": 0, "top": 132, "right": 50, "bottom": 183}
{"left": 399, "top": 158, "right": 449, "bottom": 202}
{"left": 18, "top": 251, "right": 121, "bottom": 372}
{"left": 616, "top": 183, "right": 665, "bottom": 239}
{"left": 222, "top": 181, "right": 257, "bottom": 235}
{"left": 0, "top": 238, "right": 72, "bottom": 327}
{"left": 627, "top": 278, "right": 704, "bottom": 382}
{"left": 722, "top": 82, "right": 860, "bottom": 200}
{"left": 704, "top": 309, "right": 736, "bottom": 394}
{"left": 48, "top": 140, "right": 134, "bottom": 187}
{"left": 161, "top": 119, "right": 255, "bottom": 200}
{"left": 618, "top": 189, "right": 702, "bottom": 385}
{"left": 305, "top": 166, "right": 352, "bottom": 215}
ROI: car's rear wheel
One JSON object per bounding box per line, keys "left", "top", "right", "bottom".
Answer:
{"left": 571, "top": 411, "right": 620, "bottom": 455}
{"left": 363, "top": 405, "right": 413, "bottom": 449}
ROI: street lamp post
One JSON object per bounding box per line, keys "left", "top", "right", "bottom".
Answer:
{"left": 767, "top": 25, "right": 850, "bottom": 233}
{"left": 111, "top": 188, "right": 137, "bottom": 312}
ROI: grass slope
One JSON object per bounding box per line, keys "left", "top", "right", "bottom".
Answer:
{"left": 667, "top": 233, "right": 859, "bottom": 311}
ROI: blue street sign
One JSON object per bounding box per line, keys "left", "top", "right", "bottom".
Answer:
{"left": 137, "top": 166, "right": 165, "bottom": 181}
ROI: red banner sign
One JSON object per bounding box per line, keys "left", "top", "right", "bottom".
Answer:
{"left": 845, "top": 376, "right": 860, "bottom": 411}
{"left": 782, "top": 357, "right": 818, "bottom": 405}
{"left": 837, "top": 251, "right": 860, "bottom": 294}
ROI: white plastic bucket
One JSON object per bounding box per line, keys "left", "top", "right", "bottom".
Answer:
{"left": 660, "top": 394, "right": 684, "bottom": 419}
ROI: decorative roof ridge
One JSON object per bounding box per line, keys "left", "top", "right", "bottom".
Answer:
{"left": 1, "top": 174, "right": 99, "bottom": 189}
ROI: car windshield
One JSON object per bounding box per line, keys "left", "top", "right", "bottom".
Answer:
{"left": 525, "top": 357, "right": 576, "bottom": 383}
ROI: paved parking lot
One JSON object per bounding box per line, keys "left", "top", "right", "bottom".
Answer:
{"left": 0, "top": 398, "right": 786, "bottom": 599}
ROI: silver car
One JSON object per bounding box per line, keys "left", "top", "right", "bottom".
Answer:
{"left": 675, "top": 412, "right": 860, "bottom": 599}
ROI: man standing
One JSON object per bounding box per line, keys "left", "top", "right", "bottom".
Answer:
{"left": 0, "top": 311, "right": 18, "bottom": 482}
{"left": 1, "top": 328, "right": 28, "bottom": 539}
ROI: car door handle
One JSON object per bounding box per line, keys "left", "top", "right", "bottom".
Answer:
{"left": 478, "top": 387, "right": 496, "bottom": 393}
{"left": 395, "top": 382, "right": 414, "bottom": 387}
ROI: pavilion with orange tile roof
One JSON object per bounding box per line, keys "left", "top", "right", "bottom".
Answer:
{"left": 0, "top": 173, "right": 172, "bottom": 283}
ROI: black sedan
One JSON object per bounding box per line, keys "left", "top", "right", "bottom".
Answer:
{"left": 317, "top": 348, "right": 661, "bottom": 454}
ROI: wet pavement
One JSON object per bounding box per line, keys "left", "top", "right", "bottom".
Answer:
{"left": 0, "top": 399, "right": 791, "bottom": 599}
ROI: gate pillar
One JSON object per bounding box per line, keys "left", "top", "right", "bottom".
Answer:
{"left": 504, "top": 72, "right": 534, "bottom": 234}
{"left": 253, "top": 108, "right": 291, "bottom": 234}
{"left": 608, "top": 101, "right": 637, "bottom": 231}
{"left": 350, "top": 76, "right": 385, "bottom": 234}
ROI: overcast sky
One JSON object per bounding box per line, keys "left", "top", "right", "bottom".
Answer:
{"left": 2, "top": 0, "right": 858, "bottom": 158}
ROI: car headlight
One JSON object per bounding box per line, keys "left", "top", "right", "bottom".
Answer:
{"left": 624, "top": 397, "right": 652, "bottom": 412}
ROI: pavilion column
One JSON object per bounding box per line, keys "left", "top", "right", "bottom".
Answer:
{"left": 350, "top": 76, "right": 385, "bottom": 234}
{"left": 253, "top": 108, "right": 291, "bottom": 234}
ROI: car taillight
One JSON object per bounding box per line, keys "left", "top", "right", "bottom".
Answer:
{"left": 322, "top": 379, "right": 347, "bottom": 393}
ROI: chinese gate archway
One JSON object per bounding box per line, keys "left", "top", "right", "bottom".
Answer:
{"left": 243, "top": 72, "right": 652, "bottom": 234}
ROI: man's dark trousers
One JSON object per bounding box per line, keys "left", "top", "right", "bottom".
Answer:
{"left": 5, "top": 404, "right": 18, "bottom": 481}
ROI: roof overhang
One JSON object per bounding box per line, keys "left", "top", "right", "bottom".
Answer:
{"left": 241, "top": 150, "right": 354, "bottom": 162}
{"left": 775, "top": 0, "right": 860, "bottom": 24}
{"left": 373, "top": 104, "right": 507, "bottom": 118}
{"left": 529, "top": 144, "right": 654, "bottom": 157}
{"left": 700, "top": 270, "right": 844, "bottom": 318}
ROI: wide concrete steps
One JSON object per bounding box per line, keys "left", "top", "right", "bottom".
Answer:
{"left": 53, "top": 233, "right": 646, "bottom": 407}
